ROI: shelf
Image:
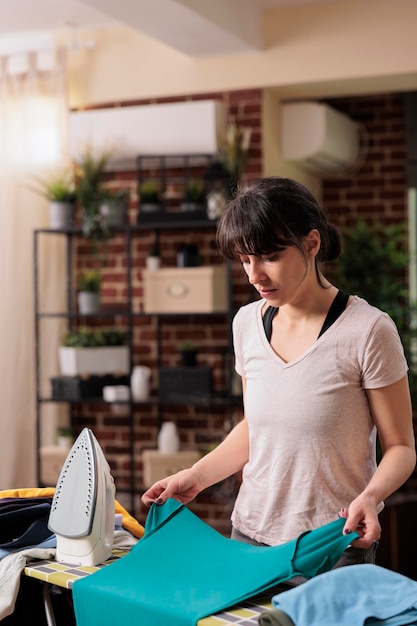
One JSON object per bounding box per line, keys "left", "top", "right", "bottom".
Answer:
{"left": 37, "top": 310, "right": 228, "bottom": 320}
{"left": 38, "top": 308, "right": 130, "bottom": 319}
{"left": 34, "top": 154, "right": 237, "bottom": 518}
{"left": 39, "top": 394, "right": 241, "bottom": 407}
{"left": 35, "top": 219, "right": 219, "bottom": 235}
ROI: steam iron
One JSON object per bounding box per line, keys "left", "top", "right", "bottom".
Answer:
{"left": 48, "top": 428, "right": 116, "bottom": 566}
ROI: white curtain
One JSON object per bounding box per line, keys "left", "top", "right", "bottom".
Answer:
{"left": 0, "top": 49, "right": 69, "bottom": 487}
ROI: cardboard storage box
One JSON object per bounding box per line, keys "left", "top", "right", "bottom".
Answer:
{"left": 40, "top": 446, "right": 69, "bottom": 486}
{"left": 143, "top": 266, "right": 227, "bottom": 313}
{"left": 142, "top": 450, "right": 201, "bottom": 488}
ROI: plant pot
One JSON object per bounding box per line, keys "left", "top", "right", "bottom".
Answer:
{"left": 57, "top": 436, "right": 73, "bottom": 450}
{"left": 59, "top": 346, "right": 130, "bottom": 376}
{"left": 100, "top": 199, "right": 127, "bottom": 227}
{"left": 49, "top": 201, "right": 75, "bottom": 230}
{"left": 180, "top": 350, "right": 198, "bottom": 367}
{"left": 146, "top": 255, "right": 161, "bottom": 271}
{"left": 78, "top": 291, "right": 100, "bottom": 315}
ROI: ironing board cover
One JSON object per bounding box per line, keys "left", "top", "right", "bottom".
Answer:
{"left": 72, "top": 498, "right": 358, "bottom": 626}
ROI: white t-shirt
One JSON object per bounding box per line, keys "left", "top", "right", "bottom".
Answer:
{"left": 231, "top": 296, "right": 408, "bottom": 546}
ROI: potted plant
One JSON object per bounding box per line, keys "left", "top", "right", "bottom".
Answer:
{"left": 217, "top": 120, "right": 252, "bottom": 197}
{"left": 139, "top": 180, "right": 161, "bottom": 214}
{"left": 78, "top": 269, "right": 101, "bottom": 315}
{"left": 178, "top": 340, "right": 199, "bottom": 367}
{"left": 56, "top": 426, "right": 74, "bottom": 450}
{"left": 59, "top": 328, "right": 129, "bottom": 376}
{"left": 146, "top": 238, "right": 161, "bottom": 271}
{"left": 29, "top": 167, "right": 77, "bottom": 229}
{"left": 181, "top": 179, "right": 206, "bottom": 212}
{"left": 100, "top": 188, "right": 130, "bottom": 228}
{"left": 74, "top": 146, "right": 113, "bottom": 241}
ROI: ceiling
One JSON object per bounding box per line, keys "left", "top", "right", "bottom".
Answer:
{"left": 0, "top": 0, "right": 340, "bottom": 56}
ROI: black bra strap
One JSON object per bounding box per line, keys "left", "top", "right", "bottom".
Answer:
{"left": 262, "top": 306, "right": 278, "bottom": 343}
{"left": 262, "top": 290, "right": 350, "bottom": 343}
{"left": 318, "top": 290, "right": 349, "bottom": 338}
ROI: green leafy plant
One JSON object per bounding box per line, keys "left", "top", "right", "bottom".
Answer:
{"left": 332, "top": 220, "right": 409, "bottom": 326}
{"left": 177, "top": 340, "right": 198, "bottom": 352}
{"left": 139, "top": 180, "right": 161, "bottom": 204}
{"left": 217, "top": 120, "right": 252, "bottom": 197}
{"left": 74, "top": 146, "right": 114, "bottom": 242}
{"left": 331, "top": 219, "right": 417, "bottom": 414}
{"left": 29, "top": 167, "right": 76, "bottom": 203}
{"left": 101, "top": 188, "right": 130, "bottom": 204}
{"left": 57, "top": 426, "right": 73, "bottom": 438}
{"left": 183, "top": 179, "right": 206, "bottom": 204}
{"left": 62, "top": 328, "right": 127, "bottom": 348}
{"left": 78, "top": 269, "right": 101, "bottom": 293}
{"left": 74, "top": 146, "right": 113, "bottom": 211}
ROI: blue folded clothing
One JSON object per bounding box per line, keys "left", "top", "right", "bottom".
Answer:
{"left": 269, "top": 563, "right": 417, "bottom": 626}
{"left": 73, "top": 498, "right": 358, "bottom": 626}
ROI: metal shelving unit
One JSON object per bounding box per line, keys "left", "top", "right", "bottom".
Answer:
{"left": 33, "top": 156, "right": 240, "bottom": 515}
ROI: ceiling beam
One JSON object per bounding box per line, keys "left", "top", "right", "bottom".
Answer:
{"left": 84, "top": 0, "right": 262, "bottom": 56}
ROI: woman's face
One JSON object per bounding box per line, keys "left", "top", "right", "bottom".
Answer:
{"left": 239, "top": 230, "right": 320, "bottom": 308}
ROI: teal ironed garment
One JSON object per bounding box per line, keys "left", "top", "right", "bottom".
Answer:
{"left": 73, "top": 498, "right": 358, "bottom": 626}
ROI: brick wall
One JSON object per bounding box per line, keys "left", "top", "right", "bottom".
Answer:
{"left": 71, "top": 89, "right": 262, "bottom": 533}
{"left": 322, "top": 93, "right": 407, "bottom": 228}
{"left": 71, "top": 90, "right": 409, "bottom": 533}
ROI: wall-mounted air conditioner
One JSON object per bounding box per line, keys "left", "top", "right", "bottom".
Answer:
{"left": 281, "top": 102, "right": 361, "bottom": 173}
{"left": 69, "top": 100, "right": 227, "bottom": 170}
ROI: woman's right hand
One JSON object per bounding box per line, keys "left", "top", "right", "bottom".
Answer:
{"left": 141, "top": 467, "right": 204, "bottom": 507}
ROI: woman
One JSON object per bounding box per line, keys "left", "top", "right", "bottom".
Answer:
{"left": 142, "top": 177, "right": 416, "bottom": 565}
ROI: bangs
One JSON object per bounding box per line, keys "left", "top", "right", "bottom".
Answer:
{"left": 216, "top": 194, "right": 294, "bottom": 260}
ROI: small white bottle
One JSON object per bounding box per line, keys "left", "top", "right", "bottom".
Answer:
{"left": 157, "top": 421, "right": 180, "bottom": 454}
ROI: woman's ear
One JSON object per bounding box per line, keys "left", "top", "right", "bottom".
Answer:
{"left": 303, "top": 229, "right": 321, "bottom": 256}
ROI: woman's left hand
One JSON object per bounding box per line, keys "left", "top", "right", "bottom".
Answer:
{"left": 339, "top": 497, "right": 381, "bottom": 549}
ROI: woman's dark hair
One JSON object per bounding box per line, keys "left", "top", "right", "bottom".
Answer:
{"left": 216, "top": 177, "right": 342, "bottom": 272}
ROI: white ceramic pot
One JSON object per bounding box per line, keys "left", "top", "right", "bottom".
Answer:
{"left": 131, "top": 365, "right": 151, "bottom": 401}
{"left": 157, "top": 421, "right": 180, "bottom": 454}
{"left": 49, "top": 201, "right": 75, "bottom": 230}
{"left": 78, "top": 291, "right": 100, "bottom": 315}
{"left": 146, "top": 256, "right": 161, "bottom": 271}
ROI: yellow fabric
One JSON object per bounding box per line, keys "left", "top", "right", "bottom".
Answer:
{"left": 0, "top": 488, "right": 144, "bottom": 539}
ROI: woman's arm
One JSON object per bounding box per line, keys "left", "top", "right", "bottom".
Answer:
{"left": 343, "top": 375, "right": 416, "bottom": 547}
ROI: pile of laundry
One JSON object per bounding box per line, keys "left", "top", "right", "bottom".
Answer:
{"left": 0, "top": 488, "right": 143, "bottom": 620}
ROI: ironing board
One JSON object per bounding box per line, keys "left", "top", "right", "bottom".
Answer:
{"left": 24, "top": 555, "right": 286, "bottom": 626}
{"left": 72, "top": 498, "right": 359, "bottom": 626}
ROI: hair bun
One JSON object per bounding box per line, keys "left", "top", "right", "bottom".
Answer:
{"left": 321, "top": 223, "right": 343, "bottom": 263}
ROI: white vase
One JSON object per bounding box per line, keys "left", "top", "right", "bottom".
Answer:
{"left": 131, "top": 365, "right": 151, "bottom": 401}
{"left": 157, "top": 421, "right": 179, "bottom": 454}
{"left": 146, "top": 256, "right": 161, "bottom": 271}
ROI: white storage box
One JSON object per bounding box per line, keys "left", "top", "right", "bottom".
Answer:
{"left": 143, "top": 266, "right": 227, "bottom": 313}
{"left": 59, "top": 346, "right": 130, "bottom": 376}
{"left": 142, "top": 449, "right": 201, "bottom": 487}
